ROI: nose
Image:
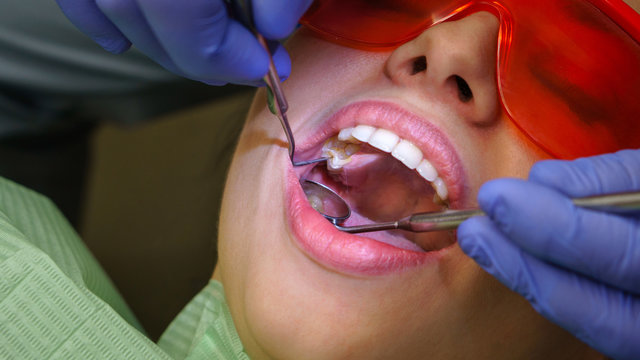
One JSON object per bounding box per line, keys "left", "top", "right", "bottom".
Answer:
{"left": 385, "top": 12, "right": 501, "bottom": 125}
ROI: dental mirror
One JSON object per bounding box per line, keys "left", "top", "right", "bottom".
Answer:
{"left": 318, "top": 189, "right": 640, "bottom": 235}
{"left": 301, "top": 179, "right": 351, "bottom": 224}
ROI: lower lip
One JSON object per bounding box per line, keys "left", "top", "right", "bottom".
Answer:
{"left": 286, "top": 168, "right": 449, "bottom": 276}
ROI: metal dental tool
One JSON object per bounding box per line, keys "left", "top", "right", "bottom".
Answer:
{"left": 332, "top": 190, "right": 640, "bottom": 234}
{"left": 254, "top": 26, "right": 351, "bottom": 213}
{"left": 224, "top": 0, "right": 328, "bottom": 166}
{"left": 225, "top": 0, "right": 350, "bottom": 220}
{"left": 260, "top": 38, "right": 329, "bottom": 167}
{"left": 302, "top": 180, "right": 351, "bottom": 223}
{"left": 224, "top": 1, "right": 640, "bottom": 238}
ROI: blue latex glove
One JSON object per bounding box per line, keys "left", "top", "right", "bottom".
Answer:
{"left": 55, "top": 0, "right": 313, "bottom": 86}
{"left": 458, "top": 149, "right": 640, "bottom": 360}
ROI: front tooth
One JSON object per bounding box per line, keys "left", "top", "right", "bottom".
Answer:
{"left": 391, "top": 140, "right": 423, "bottom": 169}
{"left": 432, "top": 177, "right": 448, "bottom": 201}
{"left": 416, "top": 159, "right": 438, "bottom": 182}
{"left": 369, "top": 128, "right": 399, "bottom": 153}
{"left": 352, "top": 125, "right": 376, "bottom": 142}
{"left": 329, "top": 126, "right": 449, "bottom": 202}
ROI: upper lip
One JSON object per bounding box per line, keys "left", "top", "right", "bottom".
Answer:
{"left": 293, "top": 100, "right": 467, "bottom": 208}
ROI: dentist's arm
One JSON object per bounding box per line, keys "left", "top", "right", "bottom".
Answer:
{"left": 55, "top": 0, "right": 312, "bottom": 86}
{"left": 458, "top": 149, "right": 640, "bottom": 360}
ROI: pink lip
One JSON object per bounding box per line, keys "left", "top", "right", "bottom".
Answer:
{"left": 286, "top": 100, "right": 466, "bottom": 276}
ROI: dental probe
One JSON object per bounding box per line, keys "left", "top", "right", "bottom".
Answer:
{"left": 259, "top": 40, "right": 329, "bottom": 166}
{"left": 334, "top": 190, "right": 640, "bottom": 234}
{"left": 224, "top": 0, "right": 328, "bottom": 166}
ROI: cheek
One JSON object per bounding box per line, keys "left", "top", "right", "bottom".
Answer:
{"left": 287, "top": 31, "right": 376, "bottom": 82}
{"left": 217, "top": 99, "right": 284, "bottom": 275}
{"left": 455, "top": 112, "right": 551, "bottom": 199}
{"left": 283, "top": 31, "right": 390, "bottom": 118}
{"left": 488, "top": 117, "right": 553, "bottom": 178}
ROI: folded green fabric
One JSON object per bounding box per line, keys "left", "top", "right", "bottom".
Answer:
{"left": 0, "top": 177, "right": 248, "bottom": 359}
{"left": 158, "top": 281, "right": 249, "bottom": 360}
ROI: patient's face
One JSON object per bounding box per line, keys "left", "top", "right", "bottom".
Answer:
{"left": 215, "top": 10, "right": 613, "bottom": 360}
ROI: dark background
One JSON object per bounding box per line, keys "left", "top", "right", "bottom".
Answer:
{"left": 80, "top": 91, "right": 253, "bottom": 340}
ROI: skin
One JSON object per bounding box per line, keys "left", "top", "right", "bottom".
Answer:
{"left": 210, "top": 3, "right": 640, "bottom": 358}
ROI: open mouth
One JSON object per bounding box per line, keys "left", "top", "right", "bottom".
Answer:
{"left": 286, "top": 101, "right": 466, "bottom": 275}
{"left": 298, "top": 125, "right": 456, "bottom": 252}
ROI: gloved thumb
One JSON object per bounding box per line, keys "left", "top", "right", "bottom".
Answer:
{"left": 528, "top": 149, "right": 640, "bottom": 198}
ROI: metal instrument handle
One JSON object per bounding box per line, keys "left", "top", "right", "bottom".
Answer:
{"left": 337, "top": 190, "right": 640, "bottom": 234}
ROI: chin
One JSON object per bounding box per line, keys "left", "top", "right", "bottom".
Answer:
{"left": 217, "top": 94, "right": 593, "bottom": 360}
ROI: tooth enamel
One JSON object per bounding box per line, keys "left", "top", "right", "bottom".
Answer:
{"left": 432, "top": 177, "right": 448, "bottom": 201}
{"left": 352, "top": 125, "right": 376, "bottom": 142}
{"left": 369, "top": 128, "right": 400, "bottom": 153}
{"left": 307, "top": 193, "right": 324, "bottom": 213}
{"left": 328, "top": 156, "right": 351, "bottom": 171}
{"left": 338, "top": 127, "right": 357, "bottom": 142}
{"left": 391, "top": 140, "right": 423, "bottom": 169}
{"left": 325, "top": 126, "right": 450, "bottom": 203}
{"left": 416, "top": 159, "right": 438, "bottom": 182}
{"left": 322, "top": 136, "right": 360, "bottom": 171}
{"left": 345, "top": 143, "right": 360, "bottom": 156}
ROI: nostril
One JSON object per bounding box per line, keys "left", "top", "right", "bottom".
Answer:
{"left": 411, "top": 56, "right": 427, "bottom": 75}
{"left": 454, "top": 75, "right": 473, "bottom": 102}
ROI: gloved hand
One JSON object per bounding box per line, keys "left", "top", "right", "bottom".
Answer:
{"left": 55, "top": 0, "right": 313, "bottom": 85}
{"left": 457, "top": 149, "right": 640, "bottom": 360}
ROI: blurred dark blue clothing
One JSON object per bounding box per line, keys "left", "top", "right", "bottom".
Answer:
{"left": 0, "top": 0, "right": 243, "bottom": 225}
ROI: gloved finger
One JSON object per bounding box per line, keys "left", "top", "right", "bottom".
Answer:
{"left": 203, "top": 39, "right": 290, "bottom": 86}
{"left": 458, "top": 217, "right": 640, "bottom": 360}
{"left": 530, "top": 149, "right": 640, "bottom": 198}
{"left": 95, "top": 0, "right": 181, "bottom": 76}
{"left": 253, "top": 0, "right": 313, "bottom": 39}
{"left": 270, "top": 41, "right": 292, "bottom": 82}
{"left": 136, "top": 0, "right": 276, "bottom": 84}
{"left": 55, "top": 0, "right": 131, "bottom": 53}
{"left": 478, "top": 178, "right": 640, "bottom": 294}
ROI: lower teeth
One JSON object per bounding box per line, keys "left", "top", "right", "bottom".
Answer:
{"left": 307, "top": 194, "right": 324, "bottom": 213}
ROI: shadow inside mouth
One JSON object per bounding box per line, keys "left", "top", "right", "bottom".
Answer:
{"left": 298, "top": 144, "right": 454, "bottom": 252}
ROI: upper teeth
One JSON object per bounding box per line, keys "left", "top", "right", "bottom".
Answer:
{"left": 322, "top": 125, "right": 449, "bottom": 202}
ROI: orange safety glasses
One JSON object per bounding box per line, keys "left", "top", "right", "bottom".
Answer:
{"left": 300, "top": 0, "right": 640, "bottom": 159}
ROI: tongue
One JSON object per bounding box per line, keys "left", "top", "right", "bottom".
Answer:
{"left": 328, "top": 149, "right": 439, "bottom": 222}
